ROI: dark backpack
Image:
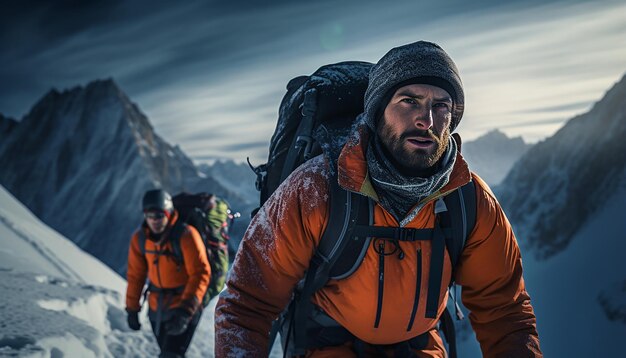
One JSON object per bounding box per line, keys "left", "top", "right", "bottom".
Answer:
{"left": 251, "top": 62, "right": 476, "bottom": 357}
{"left": 251, "top": 61, "right": 373, "bottom": 211}
{"left": 139, "top": 192, "right": 231, "bottom": 306}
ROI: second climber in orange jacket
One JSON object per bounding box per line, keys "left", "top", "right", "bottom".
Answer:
{"left": 126, "top": 189, "right": 210, "bottom": 358}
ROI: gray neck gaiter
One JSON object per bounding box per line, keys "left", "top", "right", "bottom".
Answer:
{"left": 366, "top": 135, "right": 456, "bottom": 225}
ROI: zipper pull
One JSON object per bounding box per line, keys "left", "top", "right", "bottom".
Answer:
{"left": 397, "top": 243, "right": 405, "bottom": 260}
{"left": 378, "top": 241, "right": 385, "bottom": 276}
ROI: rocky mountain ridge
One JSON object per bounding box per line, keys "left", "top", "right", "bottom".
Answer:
{"left": 0, "top": 79, "right": 254, "bottom": 273}
{"left": 497, "top": 73, "right": 626, "bottom": 259}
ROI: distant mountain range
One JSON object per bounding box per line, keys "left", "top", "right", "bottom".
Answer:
{"left": 462, "top": 129, "right": 532, "bottom": 187}
{"left": 197, "top": 160, "right": 258, "bottom": 203}
{"left": 0, "top": 79, "right": 255, "bottom": 274}
{"left": 497, "top": 73, "right": 626, "bottom": 259}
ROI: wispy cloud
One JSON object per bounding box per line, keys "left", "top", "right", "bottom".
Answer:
{"left": 1, "top": 0, "right": 624, "bottom": 163}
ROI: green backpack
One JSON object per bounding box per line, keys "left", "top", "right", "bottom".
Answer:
{"left": 205, "top": 196, "right": 232, "bottom": 300}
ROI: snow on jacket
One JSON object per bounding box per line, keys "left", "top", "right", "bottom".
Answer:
{"left": 125, "top": 210, "right": 211, "bottom": 314}
{"left": 215, "top": 124, "right": 541, "bottom": 357}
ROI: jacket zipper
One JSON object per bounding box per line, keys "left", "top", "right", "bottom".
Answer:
{"left": 374, "top": 240, "right": 385, "bottom": 328}
{"left": 406, "top": 248, "right": 422, "bottom": 331}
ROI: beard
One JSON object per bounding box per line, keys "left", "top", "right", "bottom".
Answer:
{"left": 377, "top": 123, "right": 450, "bottom": 176}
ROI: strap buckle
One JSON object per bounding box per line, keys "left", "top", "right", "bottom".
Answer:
{"left": 434, "top": 198, "right": 448, "bottom": 214}
{"left": 295, "top": 135, "right": 314, "bottom": 160}
{"left": 397, "top": 228, "right": 417, "bottom": 242}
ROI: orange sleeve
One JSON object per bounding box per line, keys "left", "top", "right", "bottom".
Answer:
{"left": 179, "top": 225, "right": 211, "bottom": 312}
{"left": 125, "top": 231, "right": 147, "bottom": 311}
{"left": 214, "top": 158, "right": 329, "bottom": 356}
{"left": 455, "top": 175, "right": 542, "bottom": 357}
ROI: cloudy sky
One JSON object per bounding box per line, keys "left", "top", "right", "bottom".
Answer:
{"left": 2, "top": 0, "right": 625, "bottom": 164}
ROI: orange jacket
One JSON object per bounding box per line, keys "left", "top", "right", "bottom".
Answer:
{"left": 215, "top": 126, "right": 541, "bottom": 357}
{"left": 125, "top": 211, "right": 211, "bottom": 313}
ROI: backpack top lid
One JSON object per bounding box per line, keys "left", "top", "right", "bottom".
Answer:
{"left": 208, "top": 198, "right": 230, "bottom": 225}
{"left": 258, "top": 61, "right": 373, "bottom": 208}
{"left": 269, "top": 61, "right": 373, "bottom": 161}
{"left": 172, "top": 192, "right": 214, "bottom": 213}
{"left": 171, "top": 192, "right": 232, "bottom": 239}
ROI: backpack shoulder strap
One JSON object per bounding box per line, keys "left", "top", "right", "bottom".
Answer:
{"left": 168, "top": 222, "right": 188, "bottom": 265}
{"left": 290, "top": 174, "right": 369, "bottom": 355}
{"left": 437, "top": 179, "right": 477, "bottom": 358}
{"left": 310, "top": 176, "right": 371, "bottom": 289}
{"left": 441, "top": 179, "right": 477, "bottom": 271}
{"left": 280, "top": 88, "right": 318, "bottom": 183}
{"left": 138, "top": 227, "right": 147, "bottom": 257}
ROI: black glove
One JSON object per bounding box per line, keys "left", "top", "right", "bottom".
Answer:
{"left": 127, "top": 310, "right": 141, "bottom": 331}
{"left": 166, "top": 308, "right": 192, "bottom": 336}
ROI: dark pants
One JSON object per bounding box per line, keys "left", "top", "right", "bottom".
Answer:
{"left": 149, "top": 308, "right": 203, "bottom": 357}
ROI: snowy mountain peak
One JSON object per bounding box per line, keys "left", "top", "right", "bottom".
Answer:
{"left": 44, "top": 78, "right": 122, "bottom": 100}
{"left": 0, "top": 80, "right": 253, "bottom": 273}
{"left": 478, "top": 129, "right": 525, "bottom": 146}
{"left": 497, "top": 71, "right": 626, "bottom": 259}
{"left": 462, "top": 129, "right": 531, "bottom": 186}
{"left": 28, "top": 78, "right": 150, "bottom": 133}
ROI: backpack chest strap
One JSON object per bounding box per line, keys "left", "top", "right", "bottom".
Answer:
{"left": 147, "top": 282, "right": 186, "bottom": 295}
{"left": 348, "top": 197, "right": 456, "bottom": 320}
{"left": 351, "top": 225, "right": 453, "bottom": 242}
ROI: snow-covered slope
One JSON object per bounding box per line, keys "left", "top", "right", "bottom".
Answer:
{"left": 0, "top": 79, "right": 254, "bottom": 274}
{"left": 0, "top": 184, "right": 217, "bottom": 357}
{"left": 462, "top": 129, "right": 531, "bottom": 186}
{"left": 497, "top": 73, "right": 626, "bottom": 259}
{"left": 519, "top": 178, "right": 626, "bottom": 357}
{"left": 0, "top": 184, "right": 124, "bottom": 291}
{"left": 455, "top": 176, "right": 626, "bottom": 357}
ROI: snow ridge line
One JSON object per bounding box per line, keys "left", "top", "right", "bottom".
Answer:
{"left": 0, "top": 213, "right": 83, "bottom": 282}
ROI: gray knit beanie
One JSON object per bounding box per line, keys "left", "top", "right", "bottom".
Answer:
{"left": 364, "top": 41, "right": 464, "bottom": 132}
